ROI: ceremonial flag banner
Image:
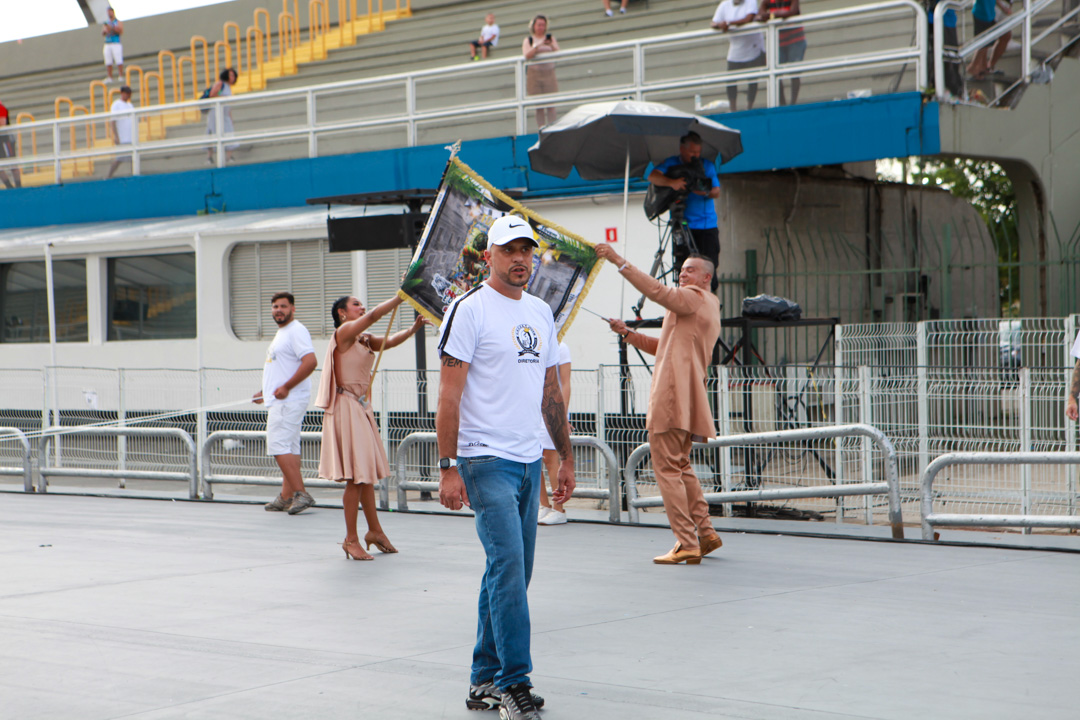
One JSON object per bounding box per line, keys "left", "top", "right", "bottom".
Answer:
{"left": 398, "top": 157, "right": 600, "bottom": 339}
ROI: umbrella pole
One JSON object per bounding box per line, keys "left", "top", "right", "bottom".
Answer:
{"left": 618, "top": 144, "right": 629, "bottom": 318}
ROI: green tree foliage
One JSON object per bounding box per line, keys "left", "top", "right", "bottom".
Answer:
{"left": 909, "top": 158, "right": 1019, "bottom": 315}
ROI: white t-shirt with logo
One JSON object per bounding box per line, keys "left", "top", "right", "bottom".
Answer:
{"left": 712, "top": 0, "right": 765, "bottom": 62}
{"left": 262, "top": 320, "right": 315, "bottom": 408}
{"left": 110, "top": 98, "right": 134, "bottom": 144}
{"left": 438, "top": 284, "right": 558, "bottom": 463}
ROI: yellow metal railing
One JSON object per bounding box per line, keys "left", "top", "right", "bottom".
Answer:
{"left": 159, "top": 50, "right": 180, "bottom": 103}
{"left": 191, "top": 36, "right": 212, "bottom": 91}
{"left": 39, "top": 0, "right": 412, "bottom": 174}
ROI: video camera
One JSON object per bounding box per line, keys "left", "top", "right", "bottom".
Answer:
{"left": 643, "top": 158, "right": 712, "bottom": 221}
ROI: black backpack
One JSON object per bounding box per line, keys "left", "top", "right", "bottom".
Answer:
{"left": 199, "top": 85, "right": 212, "bottom": 114}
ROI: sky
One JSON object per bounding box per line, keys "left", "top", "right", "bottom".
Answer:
{"left": 1, "top": 0, "right": 231, "bottom": 45}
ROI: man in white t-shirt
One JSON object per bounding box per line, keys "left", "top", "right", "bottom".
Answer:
{"left": 711, "top": 0, "right": 766, "bottom": 111}
{"left": 254, "top": 292, "right": 318, "bottom": 514}
{"left": 436, "top": 214, "right": 575, "bottom": 719}
{"left": 469, "top": 13, "right": 500, "bottom": 61}
{"left": 107, "top": 85, "right": 134, "bottom": 179}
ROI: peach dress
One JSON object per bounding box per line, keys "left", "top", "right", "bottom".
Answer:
{"left": 315, "top": 334, "right": 389, "bottom": 484}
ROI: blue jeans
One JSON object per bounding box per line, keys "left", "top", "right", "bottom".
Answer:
{"left": 458, "top": 455, "right": 540, "bottom": 690}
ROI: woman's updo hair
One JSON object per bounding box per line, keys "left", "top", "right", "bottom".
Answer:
{"left": 529, "top": 14, "right": 548, "bottom": 34}
{"left": 330, "top": 295, "right": 351, "bottom": 329}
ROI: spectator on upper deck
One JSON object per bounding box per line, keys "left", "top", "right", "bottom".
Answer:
{"left": 0, "top": 100, "right": 21, "bottom": 189}
{"left": 469, "top": 13, "right": 500, "bottom": 61}
{"left": 967, "top": 0, "right": 1012, "bottom": 80}
{"left": 926, "top": 0, "right": 963, "bottom": 98}
{"left": 756, "top": 0, "right": 806, "bottom": 105}
{"left": 205, "top": 68, "right": 239, "bottom": 165}
{"left": 107, "top": 85, "right": 135, "bottom": 179}
{"left": 523, "top": 15, "right": 561, "bottom": 128}
{"left": 604, "top": 0, "right": 629, "bottom": 17}
{"left": 102, "top": 7, "right": 124, "bottom": 84}
{"left": 711, "top": 0, "right": 765, "bottom": 112}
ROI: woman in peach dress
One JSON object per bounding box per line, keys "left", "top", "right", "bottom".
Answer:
{"left": 316, "top": 294, "right": 426, "bottom": 560}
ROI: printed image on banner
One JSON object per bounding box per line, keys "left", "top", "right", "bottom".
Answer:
{"left": 398, "top": 157, "right": 600, "bottom": 339}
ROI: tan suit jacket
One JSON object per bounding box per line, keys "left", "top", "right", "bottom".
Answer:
{"left": 622, "top": 264, "right": 722, "bottom": 438}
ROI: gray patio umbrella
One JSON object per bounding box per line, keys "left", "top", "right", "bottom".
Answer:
{"left": 527, "top": 99, "right": 742, "bottom": 312}
{"left": 528, "top": 99, "right": 743, "bottom": 181}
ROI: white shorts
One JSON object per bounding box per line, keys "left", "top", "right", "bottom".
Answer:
{"left": 266, "top": 401, "right": 305, "bottom": 456}
{"left": 103, "top": 43, "right": 124, "bottom": 67}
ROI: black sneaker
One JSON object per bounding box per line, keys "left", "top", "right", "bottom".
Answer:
{"left": 498, "top": 682, "right": 542, "bottom": 720}
{"left": 466, "top": 682, "right": 545, "bottom": 711}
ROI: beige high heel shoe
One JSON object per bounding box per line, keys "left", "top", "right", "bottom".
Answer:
{"left": 365, "top": 531, "right": 398, "bottom": 554}
{"left": 342, "top": 539, "right": 373, "bottom": 561}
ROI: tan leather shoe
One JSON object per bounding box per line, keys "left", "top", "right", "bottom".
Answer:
{"left": 698, "top": 532, "right": 723, "bottom": 557}
{"left": 653, "top": 543, "right": 702, "bottom": 565}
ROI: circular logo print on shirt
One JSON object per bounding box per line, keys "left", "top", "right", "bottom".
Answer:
{"left": 513, "top": 324, "right": 542, "bottom": 358}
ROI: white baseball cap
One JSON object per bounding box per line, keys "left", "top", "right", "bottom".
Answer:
{"left": 487, "top": 215, "right": 539, "bottom": 247}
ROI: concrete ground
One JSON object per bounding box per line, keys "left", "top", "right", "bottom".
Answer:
{"left": 1, "top": 493, "right": 1077, "bottom": 720}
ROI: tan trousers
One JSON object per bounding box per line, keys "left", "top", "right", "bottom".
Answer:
{"left": 649, "top": 428, "right": 713, "bottom": 551}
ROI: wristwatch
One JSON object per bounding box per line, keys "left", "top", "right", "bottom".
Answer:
{"left": 438, "top": 457, "right": 457, "bottom": 470}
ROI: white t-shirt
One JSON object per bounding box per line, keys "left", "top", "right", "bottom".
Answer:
{"left": 438, "top": 283, "right": 558, "bottom": 463}
{"left": 712, "top": 0, "right": 765, "bottom": 62}
{"left": 110, "top": 98, "right": 134, "bottom": 144}
{"left": 262, "top": 320, "right": 315, "bottom": 408}
{"left": 539, "top": 341, "right": 572, "bottom": 450}
{"left": 1071, "top": 331, "right": 1080, "bottom": 361}
{"left": 480, "top": 22, "right": 500, "bottom": 46}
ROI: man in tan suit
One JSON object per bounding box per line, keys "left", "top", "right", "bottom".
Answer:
{"left": 595, "top": 245, "right": 724, "bottom": 564}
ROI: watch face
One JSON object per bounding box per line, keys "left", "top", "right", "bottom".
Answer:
{"left": 439, "top": 458, "right": 452, "bottom": 469}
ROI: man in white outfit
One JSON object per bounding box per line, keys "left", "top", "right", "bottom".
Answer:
{"left": 254, "top": 292, "right": 318, "bottom": 514}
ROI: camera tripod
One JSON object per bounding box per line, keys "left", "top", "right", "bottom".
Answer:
{"left": 631, "top": 202, "right": 699, "bottom": 317}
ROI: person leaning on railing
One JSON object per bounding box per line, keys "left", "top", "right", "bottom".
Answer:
{"left": 710, "top": 0, "right": 766, "bottom": 111}
{"left": 756, "top": 0, "right": 806, "bottom": 105}
{"left": 0, "top": 100, "right": 21, "bottom": 189}
{"left": 205, "top": 68, "right": 239, "bottom": 165}
{"left": 522, "top": 14, "right": 561, "bottom": 128}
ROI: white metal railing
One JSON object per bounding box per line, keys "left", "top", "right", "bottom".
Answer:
{"left": 37, "top": 426, "right": 198, "bottom": 498}
{"left": 934, "top": 0, "right": 1080, "bottom": 103}
{"left": 921, "top": 452, "right": 1080, "bottom": 538}
{"left": 0, "top": 427, "right": 33, "bottom": 492}
{"left": 200, "top": 429, "right": 383, "bottom": 502}
{"left": 0, "top": 1, "right": 927, "bottom": 186}
{"left": 623, "top": 423, "right": 904, "bottom": 538}
{"left": 393, "top": 431, "right": 622, "bottom": 521}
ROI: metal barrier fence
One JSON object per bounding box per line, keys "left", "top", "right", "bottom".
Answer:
{"left": 37, "top": 426, "right": 198, "bottom": 499}
{"left": 0, "top": 427, "right": 32, "bottom": 492}
{"left": 200, "top": 429, "right": 386, "bottom": 505}
{"left": 921, "top": 452, "right": 1080, "bottom": 538}
{"left": 624, "top": 423, "right": 903, "bottom": 538}
{"left": 8, "top": 345, "right": 1080, "bottom": 537}
{"left": 0, "top": 1, "right": 927, "bottom": 184}
{"left": 394, "top": 432, "right": 622, "bottom": 522}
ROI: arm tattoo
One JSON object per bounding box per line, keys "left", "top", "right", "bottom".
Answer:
{"left": 542, "top": 368, "right": 572, "bottom": 460}
{"left": 1071, "top": 361, "right": 1080, "bottom": 401}
{"left": 441, "top": 354, "right": 464, "bottom": 368}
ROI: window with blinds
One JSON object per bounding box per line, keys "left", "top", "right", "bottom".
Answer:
{"left": 229, "top": 239, "right": 353, "bottom": 340}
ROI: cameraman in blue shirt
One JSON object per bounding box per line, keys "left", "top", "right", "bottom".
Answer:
{"left": 648, "top": 132, "right": 722, "bottom": 289}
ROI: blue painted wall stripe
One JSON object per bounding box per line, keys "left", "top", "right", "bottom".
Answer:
{"left": 0, "top": 93, "right": 936, "bottom": 231}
